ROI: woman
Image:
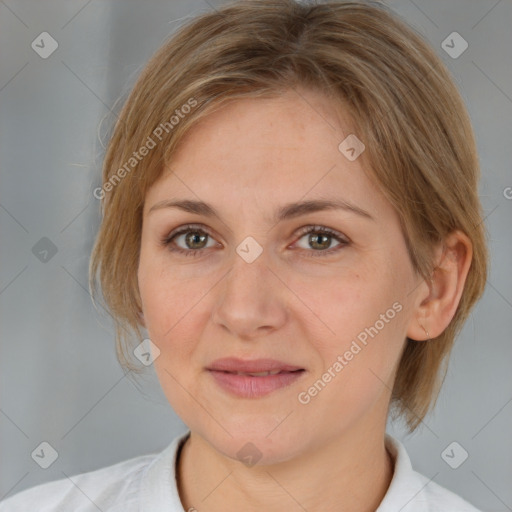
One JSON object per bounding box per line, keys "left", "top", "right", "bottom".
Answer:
{"left": 1, "top": 0, "right": 488, "bottom": 510}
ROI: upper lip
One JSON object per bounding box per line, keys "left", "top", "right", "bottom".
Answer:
{"left": 207, "top": 357, "right": 304, "bottom": 373}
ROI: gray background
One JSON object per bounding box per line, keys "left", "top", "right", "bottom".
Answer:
{"left": 1, "top": 0, "right": 511, "bottom": 510}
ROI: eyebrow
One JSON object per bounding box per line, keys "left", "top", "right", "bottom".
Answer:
{"left": 148, "top": 197, "right": 374, "bottom": 224}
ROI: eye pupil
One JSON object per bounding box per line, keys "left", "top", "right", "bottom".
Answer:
{"left": 310, "top": 233, "right": 331, "bottom": 250}
{"left": 186, "top": 231, "right": 207, "bottom": 249}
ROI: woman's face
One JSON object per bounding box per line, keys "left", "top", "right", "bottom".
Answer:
{"left": 138, "top": 88, "right": 424, "bottom": 464}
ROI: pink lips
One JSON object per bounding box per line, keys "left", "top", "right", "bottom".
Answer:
{"left": 206, "top": 357, "right": 305, "bottom": 398}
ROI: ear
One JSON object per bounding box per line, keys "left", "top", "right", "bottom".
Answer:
{"left": 406, "top": 230, "right": 473, "bottom": 341}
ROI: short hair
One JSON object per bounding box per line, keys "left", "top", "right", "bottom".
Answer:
{"left": 89, "top": 0, "right": 489, "bottom": 432}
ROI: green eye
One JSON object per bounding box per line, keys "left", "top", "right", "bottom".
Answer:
{"left": 162, "top": 224, "right": 349, "bottom": 258}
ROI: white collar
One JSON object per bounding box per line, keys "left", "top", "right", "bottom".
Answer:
{"left": 138, "top": 430, "right": 466, "bottom": 511}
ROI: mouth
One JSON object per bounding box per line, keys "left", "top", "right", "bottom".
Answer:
{"left": 207, "top": 357, "right": 305, "bottom": 374}
{"left": 206, "top": 358, "right": 306, "bottom": 398}
{"left": 213, "top": 369, "right": 304, "bottom": 377}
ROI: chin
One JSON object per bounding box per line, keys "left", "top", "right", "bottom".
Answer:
{"left": 198, "top": 420, "right": 309, "bottom": 467}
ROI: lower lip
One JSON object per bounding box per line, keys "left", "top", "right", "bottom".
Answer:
{"left": 208, "top": 370, "right": 305, "bottom": 398}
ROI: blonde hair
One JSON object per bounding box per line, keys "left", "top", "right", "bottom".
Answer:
{"left": 89, "top": 0, "right": 489, "bottom": 432}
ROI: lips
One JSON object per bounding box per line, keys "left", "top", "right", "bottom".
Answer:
{"left": 207, "top": 357, "right": 304, "bottom": 374}
{"left": 206, "top": 358, "right": 306, "bottom": 398}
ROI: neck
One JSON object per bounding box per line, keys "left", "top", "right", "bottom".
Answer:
{"left": 176, "top": 423, "right": 394, "bottom": 512}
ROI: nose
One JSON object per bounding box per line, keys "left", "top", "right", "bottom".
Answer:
{"left": 211, "top": 252, "right": 288, "bottom": 341}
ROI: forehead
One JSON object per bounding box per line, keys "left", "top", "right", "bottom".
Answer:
{"left": 145, "top": 89, "right": 389, "bottom": 219}
{"left": 170, "top": 88, "right": 351, "bottom": 168}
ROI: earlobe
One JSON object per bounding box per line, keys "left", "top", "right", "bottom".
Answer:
{"left": 406, "top": 230, "right": 473, "bottom": 342}
{"left": 419, "top": 322, "right": 431, "bottom": 341}
{"left": 407, "top": 312, "right": 433, "bottom": 342}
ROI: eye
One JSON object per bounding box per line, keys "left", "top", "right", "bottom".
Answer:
{"left": 161, "top": 224, "right": 218, "bottom": 258}
{"left": 161, "top": 224, "right": 349, "bottom": 258}
{"left": 292, "top": 225, "right": 349, "bottom": 257}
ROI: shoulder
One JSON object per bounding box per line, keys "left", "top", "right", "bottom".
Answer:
{"left": 413, "top": 470, "right": 483, "bottom": 511}
{"left": 379, "top": 434, "right": 482, "bottom": 512}
{"left": 0, "top": 451, "right": 157, "bottom": 512}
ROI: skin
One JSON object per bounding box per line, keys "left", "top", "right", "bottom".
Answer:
{"left": 137, "top": 87, "right": 472, "bottom": 512}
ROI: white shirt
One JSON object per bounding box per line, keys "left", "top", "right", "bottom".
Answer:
{"left": 0, "top": 431, "right": 481, "bottom": 511}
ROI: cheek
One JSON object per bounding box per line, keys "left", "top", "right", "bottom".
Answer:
{"left": 140, "top": 274, "right": 218, "bottom": 434}
{"left": 296, "top": 303, "right": 406, "bottom": 433}
{"left": 139, "top": 271, "right": 201, "bottom": 345}
{"left": 138, "top": 249, "right": 216, "bottom": 374}
{"left": 289, "top": 261, "right": 399, "bottom": 346}
{"left": 295, "top": 262, "right": 407, "bottom": 398}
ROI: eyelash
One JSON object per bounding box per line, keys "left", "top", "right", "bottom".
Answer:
{"left": 160, "top": 223, "right": 350, "bottom": 258}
